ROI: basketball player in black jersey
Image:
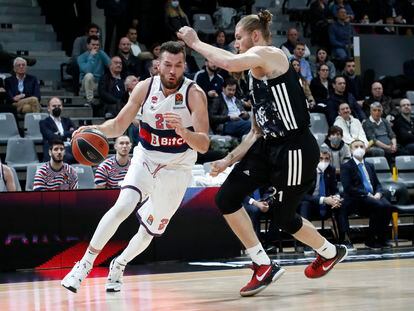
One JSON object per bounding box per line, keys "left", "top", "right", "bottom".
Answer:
{"left": 178, "top": 10, "right": 347, "bottom": 297}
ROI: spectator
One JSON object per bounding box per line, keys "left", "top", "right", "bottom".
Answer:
{"left": 289, "top": 42, "right": 312, "bottom": 83}
{"left": 126, "top": 26, "right": 150, "bottom": 59}
{"left": 213, "top": 29, "right": 232, "bottom": 52}
{"left": 362, "top": 82, "right": 398, "bottom": 122}
{"left": 309, "top": 0, "right": 330, "bottom": 48}
{"left": 298, "top": 149, "right": 353, "bottom": 251}
{"left": 362, "top": 102, "right": 403, "bottom": 162}
{"left": 378, "top": 16, "right": 397, "bottom": 35}
{"left": 393, "top": 98, "right": 414, "bottom": 154}
{"left": 194, "top": 59, "right": 224, "bottom": 103}
{"left": 327, "top": 76, "right": 366, "bottom": 125}
{"left": 341, "top": 139, "right": 393, "bottom": 249}
{"left": 39, "top": 97, "right": 76, "bottom": 163}
{"left": 321, "top": 125, "right": 351, "bottom": 175}
{"left": 334, "top": 102, "right": 368, "bottom": 146}
{"left": 33, "top": 139, "right": 78, "bottom": 191}
{"left": 5, "top": 57, "right": 40, "bottom": 114}
{"left": 0, "top": 159, "right": 16, "bottom": 192}
{"left": 69, "top": 23, "right": 101, "bottom": 96}
{"left": 164, "top": 0, "right": 190, "bottom": 40}
{"left": 77, "top": 35, "right": 111, "bottom": 105}
{"left": 95, "top": 135, "right": 131, "bottom": 189}
{"left": 123, "top": 75, "right": 140, "bottom": 145}
{"left": 310, "top": 48, "right": 336, "bottom": 80}
{"left": 310, "top": 64, "right": 332, "bottom": 109}
{"left": 291, "top": 59, "right": 315, "bottom": 109}
{"left": 243, "top": 187, "right": 270, "bottom": 238}
{"left": 329, "top": 7, "right": 355, "bottom": 61}
{"left": 149, "top": 42, "right": 161, "bottom": 60}
{"left": 329, "top": 0, "right": 355, "bottom": 21}
{"left": 342, "top": 59, "right": 364, "bottom": 101}
{"left": 98, "top": 56, "right": 126, "bottom": 119}
{"left": 208, "top": 77, "right": 251, "bottom": 139}
{"left": 230, "top": 71, "right": 250, "bottom": 105}
{"left": 117, "top": 37, "right": 146, "bottom": 80}
{"left": 280, "top": 27, "right": 311, "bottom": 59}
{"left": 148, "top": 59, "right": 160, "bottom": 77}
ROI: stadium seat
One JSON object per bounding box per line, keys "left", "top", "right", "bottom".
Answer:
{"left": 72, "top": 164, "right": 95, "bottom": 189}
{"left": 313, "top": 133, "right": 325, "bottom": 146}
{"left": 0, "top": 113, "right": 21, "bottom": 144}
{"left": 395, "top": 155, "right": 414, "bottom": 188}
{"left": 24, "top": 112, "right": 48, "bottom": 143}
{"left": 193, "top": 14, "right": 217, "bottom": 39}
{"left": 285, "top": 0, "right": 310, "bottom": 12}
{"left": 365, "top": 157, "right": 393, "bottom": 183}
{"left": 25, "top": 163, "right": 43, "bottom": 191}
{"left": 310, "top": 113, "right": 329, "bottom": 135}
{"left": 5, "top": 138, "right": 39, "bottom": 170}
{"left": 9, "top": 166, "right": 21, "bottom": 191}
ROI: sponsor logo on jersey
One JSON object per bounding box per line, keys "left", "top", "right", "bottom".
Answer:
{"left": 146, "top": 214, "right": 154, "bottom": 226}
{"left": 175, "top": 93, "right": 183, "bottom": 105}
{"left": 150, "top": 133, "right": 185, "bottom": 147}
{"left": 151, "top": 96, "right": 158, "bottom": 104}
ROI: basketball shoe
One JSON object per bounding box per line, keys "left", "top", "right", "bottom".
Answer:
{"left": 61, "top": 261, "right": 92, "bottom": 293}
{"left": 304, "top": 244, "right": 348, "bottom": 278}
{"left": 105, "top": 258, "right": 125, "bottom": 292}
{"left": 240, "top": 261, "right": 285, "bottom": 297}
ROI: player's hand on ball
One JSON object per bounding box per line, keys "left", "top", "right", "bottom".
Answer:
{"left": 72, "top": 125, "right": 97, "bottom": 139}
{"left": 177, "top": 26, "right": 199, "bottom": 49}
{"left": 210, "top": 159, "right": 230, "bottom": 177}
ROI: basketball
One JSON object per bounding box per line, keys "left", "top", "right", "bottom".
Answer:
{"left": 71, "top": 128, "right": 109, "bottom": 166}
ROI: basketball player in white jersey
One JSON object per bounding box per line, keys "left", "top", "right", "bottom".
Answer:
{"left": 61, "top": 41, "right": 210, "bottom": 293}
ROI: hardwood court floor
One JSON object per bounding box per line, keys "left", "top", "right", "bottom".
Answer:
{"left": 1, "top": 259, "right": 413, "bottom": 311}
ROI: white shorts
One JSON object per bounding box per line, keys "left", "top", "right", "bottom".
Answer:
{"left": 121, "top": 148, "right": 193, "bottom": 236}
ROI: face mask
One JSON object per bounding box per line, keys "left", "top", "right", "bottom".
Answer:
{"left": 171, "top": 1, "right": 179, "bottom": 8}
{"left": 317, "top": 161, "right": 329, "bottom": 172}
{"left": 52, "top": 107, "right": 62, "bottom": 118}
{"left": 329, "top": 136, "right": 342, "bottom": 146}
{"left": 352, "top": 147, "right": 365, "bottom": 159}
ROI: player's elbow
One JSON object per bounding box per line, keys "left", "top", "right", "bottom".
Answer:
{"left": 197, "top": 137, "right": 210, "bottom": 154}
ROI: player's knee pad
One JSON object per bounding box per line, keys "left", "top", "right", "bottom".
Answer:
{"left": 215, "top": 187, "right": 243, "bottom": 215}
{"left": 277, "top": 213, "right": 303, "bottom": 235}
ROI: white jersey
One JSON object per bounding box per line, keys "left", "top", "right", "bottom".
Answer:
{"left": 135, "top": 75, "right": 197, "bottom": 167}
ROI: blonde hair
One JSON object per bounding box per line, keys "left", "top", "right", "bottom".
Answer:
{"left": 237, "top": 10, "right": 273, "bottom": 43}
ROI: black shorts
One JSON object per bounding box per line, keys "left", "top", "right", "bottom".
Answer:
{"left": 217, "top": 129, "right": 319, "bottom": 218}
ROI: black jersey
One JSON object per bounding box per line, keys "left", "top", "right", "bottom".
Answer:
{"left": 249, "top": 65, "right": 310, "bottom": 139}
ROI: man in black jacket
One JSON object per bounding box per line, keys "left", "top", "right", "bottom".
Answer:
{"left": 341, "top": 139, "right": 393, "bottom": 249}
{"left": 393, "top": 98, "right": 414, "bottom": 155}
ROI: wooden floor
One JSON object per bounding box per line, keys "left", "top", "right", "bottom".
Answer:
{"left": 1, "top": 259, "right": 414, "bottom": 311}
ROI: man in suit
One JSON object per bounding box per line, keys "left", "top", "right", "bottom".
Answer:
{"left": 5, "top": 57, "right": 40, "bottom": 114}
{"left": 298, "top": 149, "right": 353, "bottom": 251}
{"left": 39, "top": 97, "right": 76, "bottom": 163}
{"left": 341, "top": 139, "right": 393, "bottom": 249}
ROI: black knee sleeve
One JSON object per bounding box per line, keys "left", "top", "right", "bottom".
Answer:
{"left": 215, "top": 187, "right": 243, "bottom": 215}
{"left": 276, "top": 213, "right": 303, "bottom": 235}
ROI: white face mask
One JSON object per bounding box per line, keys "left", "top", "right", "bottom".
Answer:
{"left": 171, "top": 0, "right": 179, "bottom": 8}
{"left": 317, "top": 161, "right": 329, "bottom": 172}
{"left": 352, "top": 147, "right": 365, "bottom": 159}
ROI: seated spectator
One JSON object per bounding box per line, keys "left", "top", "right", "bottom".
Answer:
{"left": 164, "top": 0, "right": 190, "bottom": 40}
{"left": 95, "top": 135, "right": 131, "bottom": 189}
{"left": 362, "top": 82, "right": 398, "bottom": 122}
{"left": 77, "top": 35, "right": 111, "bottom": 105}
{"left": 321, "top": 125, "right": 351, "bottom": 175}
{"left": 194, "top": 59, "right": 224, "bottom": 104}
{"left": 208, "top": 77, "right": 251, "bottom": 139}
{"left": 280, "top": 27, "right": 311, "bottom": 59}
{"left": 341, "top": 139, "right": 393, "bottom": 249}
{"left": 328, "top": 7, "right": 355, "bottom": 61}
{"left": 243, "top": 187, "right": 270, "bottom": 238}
{"left": 342, "top": 59, "right": 364, "bottom": 101}
{"left": 126, "top": 26, "right": 151, "bottom": 59}
{"left": 230, "top": 71, "right": 250, "bottom": 106}
{"left": 329, "top": 0, "right": 355, "bottom": 21}
{"left": 69, "top": 23, "right": 101, "bottom": 96}
{"left": 98, "top": 56, "right": 125, "bottom": 119}
{"left": 117, "top": 37, "right": 146, "bottom": 80}
{"left": 291, "top": 59, "right": 315, "bottom": 109}
{"left": 289, "top": 42, "right": 312, "bottom": 83}
{"left": 377, "top": 16, "right": 397, "bottom": 35}
{"left": 310, "top": 48, "right": 336, "bottom": 80}
{"left": 149, "top": 42, "right": 161, "bottom": 60}
{"left": 5, "top": 57, "right": 40, "bottom": 114}
{"left": 393, "top": 98, "right": 414, "bottom": 154}
{"left": 298, "top": 149, "right": 354, "bottom": 250}
{"left": 212, "top": 29, "right": 232, "bottom": 52}
{"left": 310, "top": 64, "right": 332, "bottom": 110}
{"left": 352, "top": 0, "right": 382, "bottom": 25}
{"left": 327, "top": 76, "right": 366, "bottom": 125}
{"left": 0, "top": 159, "right": 16, "bottom": 192}
{"left": 362, "top": 102, "right": 404, "bottom": 162}
{"left": 39, "top": 97, "right": 76, "bottom": 163}
{"left": 334, "top": 102, "right": 368, "bottom": 146}
{"left": 33, "top": 139, "right": 78, "bottom": 191}
{"left": 309, "top": 0, "right": 330, "bottom": 48}
{"left": 148, "top": 59, "right": 160, "bottom": 77}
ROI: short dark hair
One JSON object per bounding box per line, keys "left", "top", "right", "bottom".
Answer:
{"left": 49, "top": 139, "right": 64, "bottom": 150}
{"left": 159, "top": 41, "right": 186, "bottom": 59}
{"left": 294, "top": 41, "right": 305, "bottom": 48}
{"left": 86, "top": 23, "right": 99, "bottom": 33}
{"left": 87, "top": 35, "right": 99, "bottom": 44}
{"left": 333, "top": 75, "right": 346, "bottom": 84}
{"left": 345, "top": 58, "right": 355, "bottom": 64}
{"left": 223, "top": 77, "right": 238, "bottom": 88}
{"left": 328, "top": 125, "right": 343, "bottom": 137}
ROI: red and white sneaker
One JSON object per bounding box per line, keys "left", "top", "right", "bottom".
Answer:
{"left": 240, "top": 261, "right": 285, "bottom": 297}
{"left": 304, "top": 245, "right": 348, "bottom": 279}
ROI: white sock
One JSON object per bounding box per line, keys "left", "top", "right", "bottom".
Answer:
{"left": 116, "top": 227, "right": 154, "bottom": 265}
{"left": 315, "top": 239, "right": 337, "bottom": 259}
{"left": 80, "top": 248, "right": 99, "bottom": 266}
{"left": 246, "top": 244, "right": 271, "bottom": 265}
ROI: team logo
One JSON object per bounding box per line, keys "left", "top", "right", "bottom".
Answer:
{"left": 146, "top": 214, "right": 154, "bottom": 226}
{"left": 151, "top": 96, "right": 158, "bottom": 104}
{"left": 175, "top": 93, "right": 183, "bottom": 105}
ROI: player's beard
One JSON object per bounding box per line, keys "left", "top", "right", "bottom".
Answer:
{"left": 160, "top": 73, "right": 183, "bottom": 90}
{"left": 51, "top": 154, "right": 63, "bottom": 163}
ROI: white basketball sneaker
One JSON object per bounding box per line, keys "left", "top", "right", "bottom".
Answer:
{"left": 105, "top": 258, "right": 125, "bottom": 292}
{"left": 61, "top": 261, "right": 92, "bottom": 293}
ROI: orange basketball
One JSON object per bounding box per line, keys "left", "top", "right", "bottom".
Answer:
{"left": 71, "top": 129, "right": 109, "bottom": 166}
